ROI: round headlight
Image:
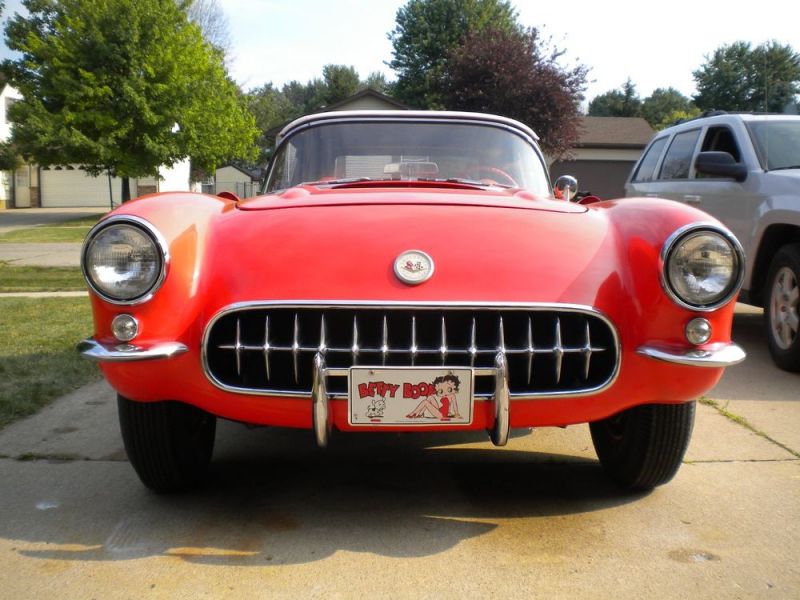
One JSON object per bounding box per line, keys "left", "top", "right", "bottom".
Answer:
{"left": 82, "top": 219, "right": 166, "bottom": 303}
{"left": 663, "top": 226, "right": 744, "bottom": 310}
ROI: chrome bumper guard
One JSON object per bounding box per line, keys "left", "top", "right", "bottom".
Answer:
{"left": 637, "top": 342, "right": 746, "bottom": 367}
{"left": 77, "top": 338, "right": 189, "bottom": 362}
{"left": 311, "top": 351, "right": 511, "bottom": 449}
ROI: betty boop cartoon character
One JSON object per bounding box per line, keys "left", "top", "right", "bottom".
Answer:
{"left": 406, "top": 374, "right": 462, "bottom": 420}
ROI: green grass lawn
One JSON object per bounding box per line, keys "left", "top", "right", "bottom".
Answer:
{"left": 0, "top": 262, "right": 86, "bottom": 292}
{"left": 0, "top": 214, "right": 103, "bottom": 243}
{"left": 0, "top": 297, "right": 100, "bottom": 429}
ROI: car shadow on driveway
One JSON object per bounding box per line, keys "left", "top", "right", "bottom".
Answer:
{"left": 6, "top": 426, "right": 644, "bottom": 566}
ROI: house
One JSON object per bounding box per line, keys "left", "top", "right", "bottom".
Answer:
{"left": 214, "top": 164, "right": 261, "bottom": 198}
{"left": 549, "top": 116, "right": 655, "bottom": 199}
{"left": 0, "top": 84, "right": 195, "bottom": 209}
{"left": 0, "top": 84, "right": 22, "bottom": 210}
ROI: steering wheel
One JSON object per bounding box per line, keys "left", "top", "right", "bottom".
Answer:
{"left": 477, "top": 166, "right": 518, "bottom": 187}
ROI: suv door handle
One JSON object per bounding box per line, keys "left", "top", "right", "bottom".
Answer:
{"left": 684, "top": 195, "right": 702, "bottom": 205}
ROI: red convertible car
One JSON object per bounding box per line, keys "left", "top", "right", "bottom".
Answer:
{"left": 79, "top": 110, "right": 745, "bottom": 493}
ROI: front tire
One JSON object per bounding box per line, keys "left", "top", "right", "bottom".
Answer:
{"left": 764, "top": 244, "right": 800, "bottom": 372}
{"left": 590, "top": 402, "right": 695, "bottom": 490}
{"left": 118, "top": 395, "right": 216, "bottom": 493}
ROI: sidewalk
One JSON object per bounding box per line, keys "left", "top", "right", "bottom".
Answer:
{"left": 0, "top": 207, "right": 107, "bottom": 235}
{"left": 0, "top": 242, "right": 82, "bottom": 267}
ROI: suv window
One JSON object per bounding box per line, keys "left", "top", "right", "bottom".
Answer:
{"left": 700, "top": 126, "right": 741, "bottom": 161}
{"left": 632, "top": 137, "right": 668, "bottom": 182}
{"left": 659, "top": 129, "right": 701, "bottom": 180}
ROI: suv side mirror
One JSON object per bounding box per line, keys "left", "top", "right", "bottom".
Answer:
{"left": 695, "top": 151, "right": 748, "bottom": 182}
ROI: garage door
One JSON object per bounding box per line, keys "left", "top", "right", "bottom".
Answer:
{"left": 549, "top": 160, "right": 636, "bottom": 200}
{"left": 40, "top": 166, "right": 123, "bottom": 208}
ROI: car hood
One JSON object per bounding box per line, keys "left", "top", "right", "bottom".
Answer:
{"left": 203, "top": 192, "right": 618, "bottom": 309}
{"left": 237, "top": 184, "right": 587, "bottom": 215}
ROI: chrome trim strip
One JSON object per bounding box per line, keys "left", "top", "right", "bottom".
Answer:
{"left": 77, "top": 338, "right": 188, "bottom": 362}
{"left": 490, "top": 352, "right": 510, "bottom": 446}
{"left": 637, "top": 343, "right": 746, "bottom": 367}
{"left": 659, "top": 222, "right": 745, "bottom": 313}
{"left": 80, "top": 214, "right": 170, "bottom": 306}
{"left": 200, "top": 301, "right": 622, "bottom": 400}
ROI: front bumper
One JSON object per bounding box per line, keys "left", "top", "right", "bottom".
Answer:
{"left": 636, "top": 342, "right": 746, "bottom": 367}
{"left": 77, "top": 338, "right": 188, "bottom": 362}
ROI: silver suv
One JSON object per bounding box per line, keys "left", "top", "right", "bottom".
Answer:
{"left": 626, "top": 113, "right": 800, "bottom": 371}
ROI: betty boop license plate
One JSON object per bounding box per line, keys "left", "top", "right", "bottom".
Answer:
{"left": 348, "top": 367, "right": 474, "bottom": 426}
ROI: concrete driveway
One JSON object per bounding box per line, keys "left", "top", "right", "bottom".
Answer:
{"left": 0, "top": 306, "right": 797, "bottom": 599}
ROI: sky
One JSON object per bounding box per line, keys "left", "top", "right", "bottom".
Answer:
{"left": 1, "top": 0, "right": 799, "bottom": 102}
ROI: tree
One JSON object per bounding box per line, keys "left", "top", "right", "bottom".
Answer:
{"left": 693, "top": 41, "right": 800, "bottom": 113}
{"left": 4, "top": 0, "right": 258, "bottom": 200}
{"left": 317, "top": 64, "right": 361, "bottom": 107}
{"left": 641, "top": 87, "right": 699, "bottom": 129}
{"left": 438, "top": 27, "right": 587, "bottom": 158}
{"left": 244, "top": 65, "right": 391, "bottom": 167}
{"left": 388, "top": 0, "right": 521, "bottom": 108}
{"left": 361, "top": 72, "right": 392, "bottom": 95}
{"left": 246, "top": 83, "right": 294, "bottom": 164}
{"left": 588, "top": 79, "right": 642, "bottom": 117}
{"left": 187, "top": 0, "right": 231, "bottom": 57}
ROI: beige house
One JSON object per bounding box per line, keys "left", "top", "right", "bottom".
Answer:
{"left": 0, "top": 84, "right": 195, "bottom": 209}
{"left": 214, "top": 164, "right": 260, "bottom": 198}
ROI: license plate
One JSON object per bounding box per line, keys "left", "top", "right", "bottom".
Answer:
{"left": 349, "top": 367, "right": 473, "bottom": 426}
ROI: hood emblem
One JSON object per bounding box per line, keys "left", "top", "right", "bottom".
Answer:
{"left": 394, "top": 250, "right": 434, "bottom": 285}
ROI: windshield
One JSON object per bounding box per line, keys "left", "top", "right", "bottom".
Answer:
{"left": 746, "top": 119, "right": 800, "bottom": 171}
{"left": 264, "top": 120, "right": 550, "bottom": 195}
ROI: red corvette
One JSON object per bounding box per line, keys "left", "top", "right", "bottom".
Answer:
{"left": 79, "top": 111, "right": 745, "bottom": 492}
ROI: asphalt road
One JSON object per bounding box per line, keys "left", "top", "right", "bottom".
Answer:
{"left": 0, "top": 306, "right": 797, "bottom": 599}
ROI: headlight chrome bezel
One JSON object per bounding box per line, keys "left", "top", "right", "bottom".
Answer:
{"left": 660, "top": 222, "right": 745, "bottom": 312}
{"left": 81, "top": 215, "right": 170, "bottom": 305}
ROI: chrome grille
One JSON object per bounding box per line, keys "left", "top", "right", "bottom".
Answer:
{"left": 203, "top": 303, "right": 619, "bottom": 399}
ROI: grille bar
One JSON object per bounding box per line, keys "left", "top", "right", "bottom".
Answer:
{"left": 203, "top": 303, "right": 620, "bottom": 399}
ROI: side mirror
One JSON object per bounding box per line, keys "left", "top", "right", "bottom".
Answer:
{"left": 694, "top": 151, "right": 748, "bottom": 182}
{"left": 554, "top": 175, "right": 578, "bottom": 201}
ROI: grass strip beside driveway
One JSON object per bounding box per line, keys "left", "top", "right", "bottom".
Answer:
{"left": 0, "top": 262, "right": 86, "bottom": 292}
{"left": 0, "top": 297, "right": 99, "bottom": 429}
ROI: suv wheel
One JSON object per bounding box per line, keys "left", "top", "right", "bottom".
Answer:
{"left": 764, "top": 244, "right": 800, "bottom": 372}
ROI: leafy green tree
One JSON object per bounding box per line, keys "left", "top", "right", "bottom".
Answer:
{"left": 439, "top": 27, "right": 587, "bottom": 157}
{"left": 388, "top": 0, "right": 521, "bottom": 108}
{"left": 693, "top": 41, "right": 800, "bottom": 112}
{"left": 642, "top": 87, "right": 699, "bottom": 129}
{"left": 246, "top": 83, "right": 294, "bottom": 164}
{"left": 3, "top": 0, "right": 258, "bottom": 200}
{"left": 318, "top": 64, "right": 361, "bottom": 106}
{"left": 588, "top": 79, "right": 642, "bottom": 117}
{"left": 0, "top": 141, "right": 21, "bottom": 171}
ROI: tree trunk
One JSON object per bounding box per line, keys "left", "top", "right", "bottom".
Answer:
{"left": 121, "top": 177, "right": 131, "bottom": 203}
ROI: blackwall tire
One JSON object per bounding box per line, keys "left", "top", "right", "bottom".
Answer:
{"left": 589, "top": 402, "right": 695, "bottom": 490}
{"left": 118, "top": 395, "right": 216, "bottom": 493}
{"left": 764, "top": 244, "right": 800, "bottom": 372}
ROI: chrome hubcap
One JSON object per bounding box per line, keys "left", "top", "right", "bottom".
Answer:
{"left": 770, "top": 266, "right": 799, "bottom": 350}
